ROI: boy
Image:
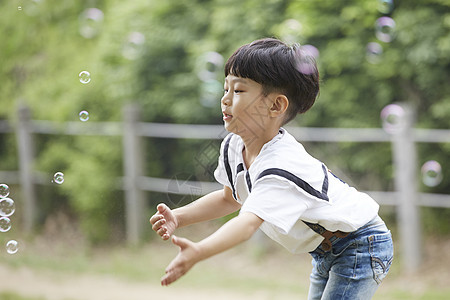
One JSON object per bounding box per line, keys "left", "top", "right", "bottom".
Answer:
{"left": 150, "top": 38, "right": 393, "bottom": 299}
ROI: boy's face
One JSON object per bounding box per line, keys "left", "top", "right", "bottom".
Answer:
{"left": 221, "top": 75, "right": 272, "bottom": 139}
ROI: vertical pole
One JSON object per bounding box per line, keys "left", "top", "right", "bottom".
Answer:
{"left": 122, "top": 104, "right": 145, "bottom": 244}
{"left": 392, "top": 103, "right": 422, "bottom": 272}
{"left": 16, "top": 105, "right": 36, "bottom": 233}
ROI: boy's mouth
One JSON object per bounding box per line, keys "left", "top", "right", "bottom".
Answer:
{"left": 222, "top": 112, "right": 233, "bottom": 121}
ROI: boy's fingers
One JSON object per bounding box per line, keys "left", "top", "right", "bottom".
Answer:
{"left": 161, "top": 273, "right": 171, "bottom": 286}
{"left": 149, "top": 214, "right": 163, "bottom": 225}
{"left": 157, "top": 226, "right": 167, "bottom": 236}
{"left": 152, "top": 219, "right": 165, "bottom": 231}
{"left": 171, "top": 235, "right": 190, "bottom": 250}
{"left": 151, "top": 204, "right": 173, "bottom": 241}
{"left": 161, "top": 269, "right": 179, "bottom": 286}
{"left": 157, "top": 203, "right": 167, "bottom": 214}
{"left": 171, "top": 235, "right": 182, "bottom": 247}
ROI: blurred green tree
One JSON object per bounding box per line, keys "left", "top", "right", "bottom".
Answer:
{"left": 0, "top": 0, "right": 448, "bottom": 242}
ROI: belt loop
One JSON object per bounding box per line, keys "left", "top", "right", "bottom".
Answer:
{"left": 304, "top": 221, "right": 350, "bottom": 252}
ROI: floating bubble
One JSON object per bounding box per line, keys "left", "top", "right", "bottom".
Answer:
{"left": 366, "top": 42, "right": 383, "bottom": 64}
{"left": 78, "top": 71, "right": 91, "bottom": 84}
{"left": 0, "top": 184, "right": 9, "bottom": 198}
{"left": 79, "top": 8, "right": 104, "bottom": 39}
{"left": 375, "top": 17, "right": 396, "bottom": 43}
{"left": 22, "top": 0, "right": 42, "bottom": 16}
{"left": 0, "top": 198, "right": 15, "bottom": 217}
{"left": 294, "top": 44, "right": 319, "bottom": 75}
{"left": 122, "top": 32, "right": 145, "bottom": 60}
{"left": 200, "top": 80, "right": 223, "bottom": 108}
{"left": 378, "top": 0, "right": 394, "bottom": 14}
{"left": 279, "top": 19, "right": 303, "bottom": 44}
{"left": 6, "top": 240, "right": 18, "bottom": 255}
{"left": 0, "top": 217, "right": 11, "bottom": 233}
{"left": 53, "top": 172, "right": 64, "bottom": 185}
{"left": 196, "top": 52, "right": 224, "bottom": 82}
{"left": 79, "top": 110, "right": 89, "bottom": 122}
{"left": 18, "top": 6, "right": 22, "bottom": 11}
{"left": 380, "top": 104, "right": 406, "bottom": 134}
{"left": 421, "top": 160, "right": 443, "bottom": 187}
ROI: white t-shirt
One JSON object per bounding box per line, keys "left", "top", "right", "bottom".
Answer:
{"left": 214, "top": 128, "right": 380, "bottom": 254}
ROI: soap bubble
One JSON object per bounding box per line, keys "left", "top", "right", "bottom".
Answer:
{"left": 78, "top": 71, "right": 91, "bottom": 84}
{"left": 122, "top": 32, "right": 145, "bottom": 60}
{"left": 6, "top": 240, "right": 18, "bottom": 254}
{"left": 200, "top": 80, "right": 223, "bottom": 108}
{"left": 196, "top": 52, "right": 224, "bottom": 82}
{"left": 23, "top": 0, "right": 41, "bottom": 16}
{"left": 79, "top": 110, "right": 89, "bottom": 122}
{"left": 0, "top": 198, "right": 15, "bottom": 217}
{"left": 294, "top": 44, "right": 319, "bottom": 75}
{"left": 0, "top": 217, "right": 11, "bottom": 232}
{"left": 366, "top": 42, "right": 383, "bottom": 64}
{"left": 18, "top": 6, "right": 22, "bottom": 11}
{"left": 79, "top": 8, "right": 104, "bottom": 39}
{"left": 53, "top": 172, "right": 64, "bottom": 185}
{"left": 378, "top": 0, "right": 394, "bottom": 14}
{"left": 279, "top": 19, "right": 303, "bottom": 44}
{"left": 380, "top": 104, "right": 406, "bottom": 134}
{"left": 421, "top": 160, "right": 443, "bottom": 187}
{"left": 375, "top": 17, "right": 396, "bottom": 43}
{"left": 0, "top": 184, "right": 9, "bottom": 198}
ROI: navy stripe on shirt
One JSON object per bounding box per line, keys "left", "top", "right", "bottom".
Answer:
{"left": 223, "top": 135, "right": 237, "bottom": 200}
{"left": 256, "top": 166, "right": 329, "bottom": 202}
{"left": 246, "top": 171, "right": 253, "bottom": 192}
{"left": 236, "top": 163, "right": 244, "bottom": 174}
{"left": 321, "top": 164, "right": 329, "bottom": 196}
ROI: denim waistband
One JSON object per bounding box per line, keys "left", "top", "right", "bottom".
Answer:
{"left": 353, "top": 215, "right": 388, "bottom": 235}
{"left": 311, "top": 215, "right": 388, "bottom": 255}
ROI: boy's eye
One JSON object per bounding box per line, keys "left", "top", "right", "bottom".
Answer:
{"left": 234, "top": 90, "right": 243, "bottom": 94}
{"left": 223, "top": 89, "right": 228, "bottom": 94}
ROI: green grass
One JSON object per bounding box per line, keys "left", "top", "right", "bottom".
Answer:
{"left": 374, "top": 290, "right": 450, "bottom": 300}
{"left": 0, "top": 292, "right": 45, "bottom": 300}
{"left": 0, "top": 293, "right": 77, "bottom": 300}
{"left": 1, "top": 227, "right": 449, "bottom": 300}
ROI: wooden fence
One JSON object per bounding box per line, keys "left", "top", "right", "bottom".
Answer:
{"left": 0, "top": 103, "right": 449, "bottom": 273}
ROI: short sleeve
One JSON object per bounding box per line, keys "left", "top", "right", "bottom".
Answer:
{"left": 214, "top": 134, "right": 232, "bottom": 189}
{"left": 240, "top": 177, "right": 310, "bottom": 234}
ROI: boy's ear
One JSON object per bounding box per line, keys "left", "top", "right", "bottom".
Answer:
{"left": 269, "top": 95, "right": 289, "bottom": 117}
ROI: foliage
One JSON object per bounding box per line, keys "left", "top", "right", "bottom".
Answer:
{"left": 0, "top": 0, "right": 448, "bottom": 242}
{"left": 0, "top": 292, "right": 45, "bottom": 300}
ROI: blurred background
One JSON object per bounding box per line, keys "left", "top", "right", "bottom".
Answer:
{"left": 0, "top": 0, "right": 449, "bottom": 299}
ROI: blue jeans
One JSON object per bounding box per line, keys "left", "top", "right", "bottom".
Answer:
{"left": 307, "top": 217, "right": 394, "bottom": 300}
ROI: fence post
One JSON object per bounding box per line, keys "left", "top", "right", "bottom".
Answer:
{"left": 391, "top": 103, "right": 422, "bottom": 272}
{"left": 16, "top": 105, "right": 36, "bottom": 233}
{"left": 122, "top": 104, "right": 146, "bottom": 244}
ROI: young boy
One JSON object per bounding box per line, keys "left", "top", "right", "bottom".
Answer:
{"left": 150, "top": 38, "right": 394, "bottom": 299}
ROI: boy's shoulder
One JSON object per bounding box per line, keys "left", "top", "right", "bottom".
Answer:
{"left": 256, "top": 130, "right": 322, "bottom": 171}
{"left": 220, "top": 132, "right": 241, "bottom": 151}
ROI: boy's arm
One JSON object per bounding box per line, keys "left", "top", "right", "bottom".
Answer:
{"left": 161, "top": 212, "right": 263, "bottom": 286}
{"left": 175, "top": 186, "right": 240, "bottom": 228}
{"left": 150, "top": 186, "right": 240, "bottom": 240}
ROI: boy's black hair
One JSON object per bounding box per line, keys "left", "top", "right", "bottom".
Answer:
{"left": 225, "top": 38, "right": 320, "bottom": 124}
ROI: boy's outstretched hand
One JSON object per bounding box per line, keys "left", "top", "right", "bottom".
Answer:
{"left": 150, "top": 203, "right": 178, "bottom": 240}
{"left": 161, "top": 235, "right": 200, "bottom": 286}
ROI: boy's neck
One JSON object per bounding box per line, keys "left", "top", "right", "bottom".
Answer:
{"left": 241, "top": 126, "right": 280, "bottom": 169}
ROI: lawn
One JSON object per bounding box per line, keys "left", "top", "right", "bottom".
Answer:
{"left": 1, "top": 221, "right": 449, "bottom": 300}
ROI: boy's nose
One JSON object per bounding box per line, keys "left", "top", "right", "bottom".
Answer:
{"left": 220, "top": 92, "right": 232, "bottom": 106}
{"left": 221, "top": 93, "right": 231, "bottom": 106}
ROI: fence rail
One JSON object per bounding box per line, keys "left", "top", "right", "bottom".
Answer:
{"left": 2, "top": 119, "right": 449, "bottom": 142}
{"left": 0, "top": 104, "right": 449, "bottom": 273}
